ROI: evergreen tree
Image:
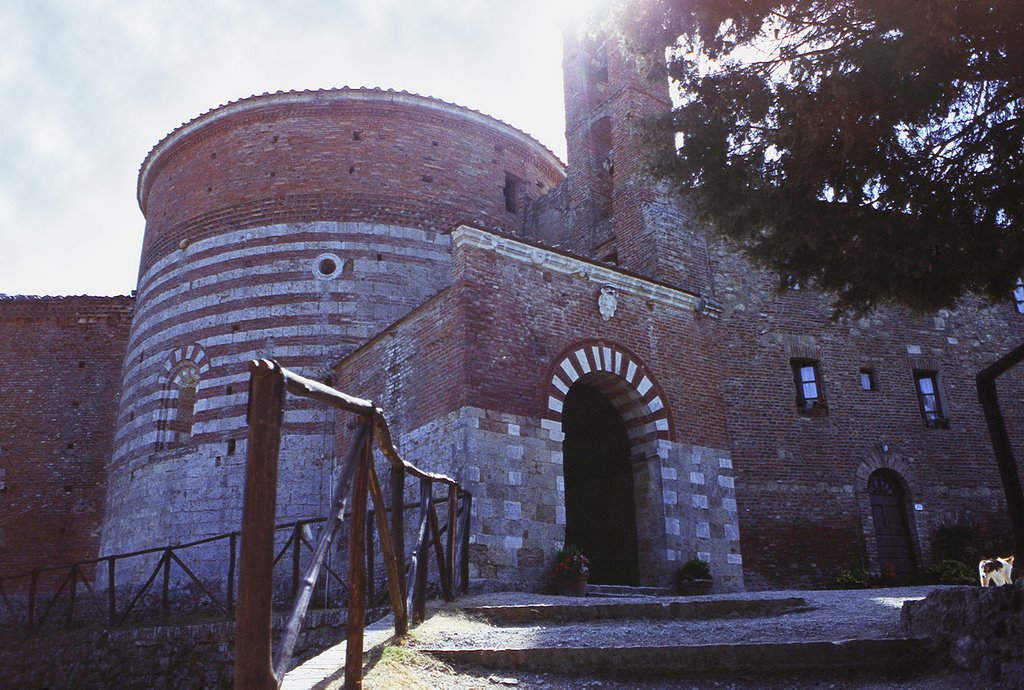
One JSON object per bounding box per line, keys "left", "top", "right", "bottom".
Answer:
{"left": 622, "top": 0, "right": 1023, "bottom": 314}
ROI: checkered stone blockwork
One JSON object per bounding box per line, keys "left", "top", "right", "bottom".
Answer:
{"left": 545, "top": 340, "right": 673, "bottom": 450}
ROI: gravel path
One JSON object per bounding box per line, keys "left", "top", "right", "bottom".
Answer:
{"left": 408, "top": 586, "right": 939, "bottom": 649}
{"left": 356, "top": 586, "right": 1016, "bottom": 689}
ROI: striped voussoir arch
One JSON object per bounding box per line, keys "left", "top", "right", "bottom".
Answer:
{"left": 545, "top": 341, "right": 672, "bottom": 448}
{"left": 158, "top": 343, "right": 211, "bottom": 386}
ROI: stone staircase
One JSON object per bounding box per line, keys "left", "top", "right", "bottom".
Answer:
{"left": 406, "top": 587, "right": 936, "bottom": 684}
{"left": 285, "top": 586, "right": 948, "bottom": 688}
{"left": 585, "top": 583, "right": 672, "bottom": 598}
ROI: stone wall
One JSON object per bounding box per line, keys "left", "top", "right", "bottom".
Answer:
{"left": 902, "top": 581, "right": 1024, "bottom": 682}
{"left": 0, "top": 609, "right": 352, "bottom": 689}
{"left": 347, "top": 405, "right": 744, "bottom": 593}
{"left": 101, "top": 218, "right": 454, "bottom": 559}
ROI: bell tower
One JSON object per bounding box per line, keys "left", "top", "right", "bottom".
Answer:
{"left": 562, "top": 27, "right": 713, "bottom": 296}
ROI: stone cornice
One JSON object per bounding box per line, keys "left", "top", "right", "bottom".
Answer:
{"left": 451, "top": 225, "right": 720, "bottom": 317}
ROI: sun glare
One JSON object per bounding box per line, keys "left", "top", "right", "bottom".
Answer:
{"left": 550, "top": 0, "right": 612, "bottom": 28}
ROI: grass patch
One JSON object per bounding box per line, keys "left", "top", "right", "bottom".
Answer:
{"left": 363, "top": 643, "right": 457, "bottom": 689}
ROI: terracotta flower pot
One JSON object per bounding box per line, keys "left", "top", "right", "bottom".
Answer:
{"left": 556, "top": 576, "right": 589, "bottom": 597}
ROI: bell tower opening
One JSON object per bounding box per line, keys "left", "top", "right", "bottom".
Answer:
{"left": 562, "top": 379, "right": 640, "bottom": 585}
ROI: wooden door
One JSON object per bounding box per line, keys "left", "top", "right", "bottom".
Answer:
{"left": 868, "top": 471, "right": 916, "bottom": 582}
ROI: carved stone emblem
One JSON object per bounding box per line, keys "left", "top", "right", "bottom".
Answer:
{"left": 598, "top": 285, "right": 617, "bottom": 321}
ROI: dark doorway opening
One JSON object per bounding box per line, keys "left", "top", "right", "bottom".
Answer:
{"left": 562, "top": 380, "right": 639, "bottom": 585}
{"left": 868, "top": 470, "right": 917, "bottom": 582}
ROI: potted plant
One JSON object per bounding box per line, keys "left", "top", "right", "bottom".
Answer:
{"left": 551, "top": 545, "right": 590, "bottom": 597}
{"left": 833, "top": 567, "right": 869, "bottom": 589}
{"left": 675, "top": 557, "right": 712, "bottom": 595}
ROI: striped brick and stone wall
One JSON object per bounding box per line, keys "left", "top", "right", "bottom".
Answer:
{"left": 100, "top": 89, "right": 566, "bottom": 563}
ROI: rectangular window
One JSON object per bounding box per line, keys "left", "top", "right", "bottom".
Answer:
{"left": 595, "top": 45, "right": 609, "bottom": 83}
{"left": 914, "top": 370, "right": 949, "bottom": 428}
{"left": 792, "top": 359, "right": 826, "bottom": 414}
{"left": 859, "top": 368, "right": 876, "bottom": 391}
{"left": 503, "top": 172, "right": 520, "bottom": 213}
{"left": 1014, "top": 277, "right": 1024, "bottom": 314}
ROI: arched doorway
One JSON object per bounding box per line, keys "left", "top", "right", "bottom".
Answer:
{"left": 562, "top": 379, "right": 639, "bottom": 585}
{"left": 868, "top": 470, "right": 917, "bottom": 582}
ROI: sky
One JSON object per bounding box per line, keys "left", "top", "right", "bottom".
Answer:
{"left": 0, "top": 0, "right": 600, "bottom": 297}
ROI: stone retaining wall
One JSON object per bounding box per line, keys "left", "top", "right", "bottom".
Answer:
{"left": 902, "top": 581, "right": 1023, "bottom": 681}
{"left": 0, "top": 609, "right": 361, "bottom": 689}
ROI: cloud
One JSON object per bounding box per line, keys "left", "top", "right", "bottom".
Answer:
{"left": 0, "top": 0, "right": 571, "bottom": 296}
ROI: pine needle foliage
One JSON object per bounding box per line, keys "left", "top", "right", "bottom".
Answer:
{"left": 621, "top": 0, "right": 1024, "bottom": 314}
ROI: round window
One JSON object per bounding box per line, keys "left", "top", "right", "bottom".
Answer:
{"left": 312, "top": 253, "right": 343, "bottom": 280}
{"left": 318, "top": 257, "right": 337, "bottom": 275}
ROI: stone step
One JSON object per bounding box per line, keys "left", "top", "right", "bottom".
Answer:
{"left": 586, "top": 584, "right": 673, "bottom": 597}
{"left": 418, "top": 637, "right": 931, "bottom": 679}
{"left": 460, "top": 595, "right": 810, "bottom": 625}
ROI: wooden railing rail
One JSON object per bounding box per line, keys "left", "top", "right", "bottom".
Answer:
{"left": 0, "top": 516, "right": 333, "bottom": 634}
{"left": 235, "top": 359, "right": 471, "bottom": 690}
{"left": 0, "top": 497, "right": 461, "bottom": 637}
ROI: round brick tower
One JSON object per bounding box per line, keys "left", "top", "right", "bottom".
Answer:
{"left": 101, "top": 88, "right": 564, "bottom": 559}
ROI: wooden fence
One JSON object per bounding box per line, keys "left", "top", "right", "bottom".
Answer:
{"left": 235, "top": 359, "right": 471, "bottom": 689}
{"left": 0, "top": 516, "right": 345, "bottom": 634}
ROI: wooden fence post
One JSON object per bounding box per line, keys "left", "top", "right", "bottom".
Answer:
{"left": 161, "top": 548, "right": 172, "bottom": 621}
{"left": 390, "top": 464, "right": 407, "bottom": 635}
{"left": 291, "top": 524, "right": 303, "bottom": 599}
{"left": 412, "top": 478, "right": 432, "bottom": 623}
{"left": 344, "top": 425, "right": 373, "bottom": 689}
{"left": 460, "top": 492, "right": 472, "bottom": 595}
{"left": 427, "top": 502, "right": 452, "bottom": 601}
{"left": 977, "top": 341, "right": 1024, "bottom": 577}
{"left": 107, "top": 558, "right": 116, "bottom": 626}
{"left": 446, "top": 485, "right": 457, "bottom": 600}
{"left": 366, "top": 463, "right": 408, "bottom": 636}
{"left": 227, "top": 532, "right": 237, "bottom": 615}
{"left": 234, "top": 359, "right": 286, "bottom": 690}
{"left": 366, "top": 509, "right": 376, "bottom": 608}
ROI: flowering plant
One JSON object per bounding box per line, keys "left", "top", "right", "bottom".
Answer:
{"left": 551, "top": 545, "right": 589, "bottom": 580}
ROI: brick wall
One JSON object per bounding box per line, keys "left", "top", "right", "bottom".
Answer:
{"left": 138, "top": 88, "right": 565, "bottom": 276}
{"left": 0, "top": 296, "right": 133, "bottom": 584}
{"left": 339, "top": 226, "right": 730, "bottom": 449}
{"left": 709, "top": 240, "right": 1024, "bottom": 588}
{"left": 560, "top": 35, "right": 713, "bottom": 296}
{"left": 335, "top": 226, "right": 743, "bottom": 589}
{"left": 560, "top": 20, "right": 1024, "bottom": 590}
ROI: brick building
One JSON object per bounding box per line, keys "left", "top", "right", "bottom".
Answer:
{"left": 2, "top": 20, "right": 1021, "bottom": 592}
